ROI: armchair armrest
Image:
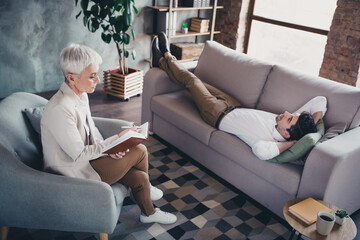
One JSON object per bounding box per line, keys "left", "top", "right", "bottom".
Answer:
{"left": 298, "top": 127, "right": 360, "bottom": 214}
{"left": 141, "top": 68, "right": 182, "bottom": 131}
{"left": 93, "top": 117, "right": 133, "bottom": 139}
{"left": 0, "top": 145, "right": 121, "bottom": 233}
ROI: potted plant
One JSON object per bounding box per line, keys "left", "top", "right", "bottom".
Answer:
{"left": 335, "top": 210, "right": 349, "bottom": 225}
{"left": 182, "top": 22, "right": 188, "bottom": 34}
{"left": 75, "top": 0, "right": 143, "bottom": 100}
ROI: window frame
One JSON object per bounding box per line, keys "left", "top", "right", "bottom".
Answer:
{"left": 243, "top": 0, "right": 330, "bottom": 54}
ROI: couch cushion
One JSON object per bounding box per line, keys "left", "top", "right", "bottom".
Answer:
{"left": 0, "top": 92, "right": 48, "bottom": 170}
{"left": 319, "top": 122, "right": 347, "bottom": 143}
{"left": 23, "top": 106, "right": 45, "bottom": 135}
{"left": 194, "top": 41, "right": 273, "bottom": 108}
{"left": 208, "top": 131, "right": 302, "bottom": 195}
{"left": 151, "top": 90, "right": 216, "bottom": 145}
{"left": 267, "top": 119, "right": 325, "bottom": 164}
{"left": 257, "top": 65, "right": 360, "bottom": 130}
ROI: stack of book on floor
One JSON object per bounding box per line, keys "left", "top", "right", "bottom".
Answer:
{"left": 190, "top": 18, "right": 210, "bottom": 33}
{"left": 288, "top": 198, "right": 332, "bottom": 225}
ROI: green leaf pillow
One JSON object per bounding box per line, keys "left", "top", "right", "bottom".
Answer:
{"left": 267, "top": 119, "right": 325, "bottom": 163}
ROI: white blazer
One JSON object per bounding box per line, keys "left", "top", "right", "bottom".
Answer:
{"left": 41, "top": 82, "right": 118, "bottom": 181}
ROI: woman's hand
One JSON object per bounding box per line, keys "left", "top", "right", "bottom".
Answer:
{"left": 109, "top": 149, "right": 130, "bottom": 159}
{"left": 118, "top": 126, "right": 140, "bottom": 137}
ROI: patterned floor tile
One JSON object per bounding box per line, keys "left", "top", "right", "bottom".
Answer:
{"left": 7, "top": 136, "right": 292, "bottom": 240}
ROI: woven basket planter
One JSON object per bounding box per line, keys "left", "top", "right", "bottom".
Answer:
{"left": 103, "top": 67, "right": 144, "bottom": 100}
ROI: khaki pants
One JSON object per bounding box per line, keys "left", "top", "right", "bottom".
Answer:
{"left": 159, "top": 55, "right": 241, "bottom": 127}
{"left": 90, "top": 144, "right": 155, "bottom": 216}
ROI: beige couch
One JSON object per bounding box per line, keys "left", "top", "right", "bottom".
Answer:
{"left": 142, "top": 41, "right": 360, "bottom": 217}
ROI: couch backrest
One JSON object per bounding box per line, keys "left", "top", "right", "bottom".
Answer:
{"left": 194, "top": 41, "right": 273, "bottom": 108}
{"left": 257, "top": 65, "right": 360, "bottom": 130}
{"left": 0, "top": 92, "right": 47, "bottom": 169}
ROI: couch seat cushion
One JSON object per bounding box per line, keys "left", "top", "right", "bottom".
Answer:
{"left": 257, "top": 65, "right": 360, "bottom": 130}
{"left": 209, "top": 130, "right": 302, "bottom": 195}
{"left": 194, "top": 41, "right": 273, "bottom": 108}
{"left": 151, "top": 90, "right": 216, "bottom": 145}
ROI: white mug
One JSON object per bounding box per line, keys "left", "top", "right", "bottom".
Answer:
{"left": 316, "top": 211, "right": 335, "bottom": 235}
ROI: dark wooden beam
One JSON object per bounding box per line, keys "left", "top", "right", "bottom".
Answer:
{"left": 252, "top": 15, "right": 329, "bottom": 36}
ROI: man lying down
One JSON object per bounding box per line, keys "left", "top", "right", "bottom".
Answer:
{"left": 151, "top": 32, "right": 327, "bottom": 161}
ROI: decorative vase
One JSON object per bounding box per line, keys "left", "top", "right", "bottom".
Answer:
{"left": 335, "top": 215, "right": 346, "bottom": 225}
{"left": 103, "top": 67, "right": 143, "bottom": 100}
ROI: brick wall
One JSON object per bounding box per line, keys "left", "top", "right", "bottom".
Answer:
{"left": 216, "top": 0, "right": 360, "bottom": 87}
{"left": 319, "top": 0, "right": 360, "bottom": 87}
{"left": 214, "top": 0, "right": 242, "bottom": 50}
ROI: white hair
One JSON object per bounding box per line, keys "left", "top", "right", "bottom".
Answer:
{"left": 60, "top": 44, "right": 102, "bottom": 77}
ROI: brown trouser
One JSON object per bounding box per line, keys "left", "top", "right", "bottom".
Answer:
{"left": 90, "top": 144, "right": 155, "bottom": 216}
{"left": 159, "top": 54, "right": 241, "bottom": 127}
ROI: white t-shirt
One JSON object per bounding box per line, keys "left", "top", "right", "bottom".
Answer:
{"left": 219, "top": 96, "right": 327, "bottom": 160}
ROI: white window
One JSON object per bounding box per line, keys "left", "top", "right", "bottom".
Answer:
{"left": 245, "top": 0, "right": 337, "bottom": 76}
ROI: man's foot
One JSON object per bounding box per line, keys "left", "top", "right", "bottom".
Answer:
{"left": 158, "top": 32, "right": 170, "bottom": 54}
{"left": 151, "top": 36, "right": 162, "bottom": 68}
{"left": 150, "top": 184, "right": 163, "bottom": 201}
{"left": 140, "top": 208, "right": 177, "bottom": 224}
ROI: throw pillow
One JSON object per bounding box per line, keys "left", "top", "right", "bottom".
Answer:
{"left": 23, "top": 106, "right": 45, "bottom": 135}
{"left": 319, "top": 122, "right": 347, "bottom": 143}
{"left": 267, "top": 119, "right": 325, "bottom": 164}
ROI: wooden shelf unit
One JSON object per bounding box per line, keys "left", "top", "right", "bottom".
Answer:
{"left": 148, "top": 0, "right": 221, "bottom": 62}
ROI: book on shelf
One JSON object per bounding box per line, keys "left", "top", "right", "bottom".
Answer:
{"left": 190, "top": 26, "right": 209, "bottom": 33}
{"left": 102, "top": 122, "right": 149, "bottom": 154}
{"left": 182, "top": 0, "right": 201, "bottom": 7}
{"left": 191, "top": 21, "right": 210, "bottom": 27}
{"left": 156, "top": 11, "right": 177, "bottom": 36}
{"left": 191, "top": 17, "right": 210, "bottom": 23}
{"left": 288, "top": 198, "right": 332, "bottom": 225}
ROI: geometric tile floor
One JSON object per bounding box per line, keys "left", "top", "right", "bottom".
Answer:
{"left": 8, "top": 135, "right": 294, "bottom": 240}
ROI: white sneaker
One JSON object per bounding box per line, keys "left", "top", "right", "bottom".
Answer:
{"left": 140, "top": 208, "right": 177, "bottom": 224}
{"left": 150, "top": 185, "right": 163, "bottom": 201}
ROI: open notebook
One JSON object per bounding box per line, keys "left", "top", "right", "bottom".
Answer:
{"left": 102, "top": 122, "right": 149, "bottom": 154}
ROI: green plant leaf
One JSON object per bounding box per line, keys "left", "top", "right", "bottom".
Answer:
{"left": 91, "top": 18, "right": 99, "bottom": 31}
{"left": 132, "top": 5, "right": 138, "bottom": 14}
{"left": 118, "top": 7, "right": 125, "bottom": 16}
{"left": 101, "top": 24, "right": 110, "bottom": 31}
{"left": 80, "top": 0, "right": 89, "bottom": 10}
{"left": 91, "top": 4, "right": 99, "bottom": 17}
{"left": 83, "top": 15, "right": 89, "bottom": 27}
{"left": 83, "top": 10, "right": 91, "bottom": 18}
{"left": 123, "top": 33, "right": 130, "bottom": 44}
{"left": 109, "top": 16, "right": 116, "bottom": 25}
{"left": 113, "top": 34, "right": 121, "bottom": 43}
{"left": 76, "top": 10, "right": 82, "bottom": 19}
{"left": 99, "top": 8, "right": 107, "bottom": 19}
{"left": 99, "top": 0, "right": 106, "bottom": 8}
{"left": 131, "top": 49, "right": 136, "bottom": 60}
{"left": 131, "top": 29, "right": 135, "bottom": 40}
{"left": 108, "top": 0, "right": 115, "bottom": 8}
{"left": 124, "top": 50, "right": 129, "bottom": 58}
{"left": 114, "top": 16, "right": 124, "bottom": 33}
{"left": 106, "top": 34, "right": 112, "bottom": 43}
{"left": 101, "top": 32, "right": 107, "bottom": 42}
{"left": 101, "top": 33, "right": 112, "bottom": 43}
{"left": 87, "top": 20, "right": 91, "bottom": 31}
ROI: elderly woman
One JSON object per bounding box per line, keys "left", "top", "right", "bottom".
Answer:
{"left": 41, "top": 44, "right": 177, "bottom": 224}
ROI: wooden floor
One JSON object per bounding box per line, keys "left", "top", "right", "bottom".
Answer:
{"left": 36, "top": 83, "right": 142, "bottom": 125}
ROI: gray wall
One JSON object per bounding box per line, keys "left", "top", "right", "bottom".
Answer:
{"left": 0, "top": 0, "right": 153, "bottom": 98}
